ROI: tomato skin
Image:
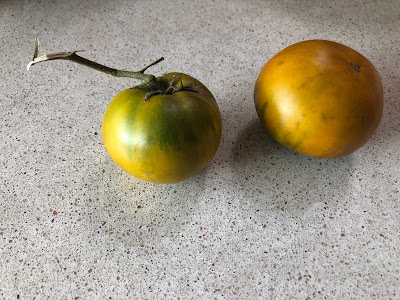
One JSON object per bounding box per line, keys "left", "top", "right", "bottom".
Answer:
{"left": 101, "top": 73, "right": 222, "bottom": 183}
{"left": 254, "top": 40, "right": 383, "bottom": 158}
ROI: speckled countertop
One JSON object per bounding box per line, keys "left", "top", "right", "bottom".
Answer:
{"left": 1, "top": 0, "right": 399, "bottom": 299}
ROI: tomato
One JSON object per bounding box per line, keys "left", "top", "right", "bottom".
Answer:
{"left": 101, "top": 72, "right": 222, "bottom": 184}
{"left": 254, "top": 40, "right": 383, "bottom": 158}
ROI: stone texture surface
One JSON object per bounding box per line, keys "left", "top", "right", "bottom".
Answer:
{"left": 1, "top": 0, "right": 399, "bottom": 299}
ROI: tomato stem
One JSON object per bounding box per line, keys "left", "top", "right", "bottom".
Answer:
{"left": 27, "top": 37, "right": 164, "bottom": 87}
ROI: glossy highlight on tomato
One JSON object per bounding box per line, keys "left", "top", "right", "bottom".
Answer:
{"left": 254, "top": 40, "right": 384, "bottom": 158}
{"left": 102, "top": 73, "right": 222, "bottom": 183}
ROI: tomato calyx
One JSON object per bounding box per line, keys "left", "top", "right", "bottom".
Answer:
{"left": 141, "top": 75, "right": 183, "bottom": 101}
{"left": 142, "top": 75, "right": 209, "bottom": 101}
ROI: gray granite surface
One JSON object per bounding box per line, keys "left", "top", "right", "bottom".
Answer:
{"left": 1, "top": 0, "right": 399, "bottom": 299}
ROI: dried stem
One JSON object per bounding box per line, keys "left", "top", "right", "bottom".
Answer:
{"left": 27, "top": 37, "right": 164, "bottom": 85}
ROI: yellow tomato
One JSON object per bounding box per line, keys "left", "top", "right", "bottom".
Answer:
{"left": 102, "top": 73, "right": 222, "bottom": 184}
{"left": 254, "top": 40, "right": 383, "bottom": 158}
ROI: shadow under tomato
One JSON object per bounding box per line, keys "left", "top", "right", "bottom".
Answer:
{"left": 231, "top": 118, "right": 353, "bottom": 214}
{"left": 81, "top": 156, "right": 208, "bottom": 248}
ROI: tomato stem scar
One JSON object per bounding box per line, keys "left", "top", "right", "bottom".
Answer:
{"left": 350, "top": 63, "right": 361, "bottom": 72}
